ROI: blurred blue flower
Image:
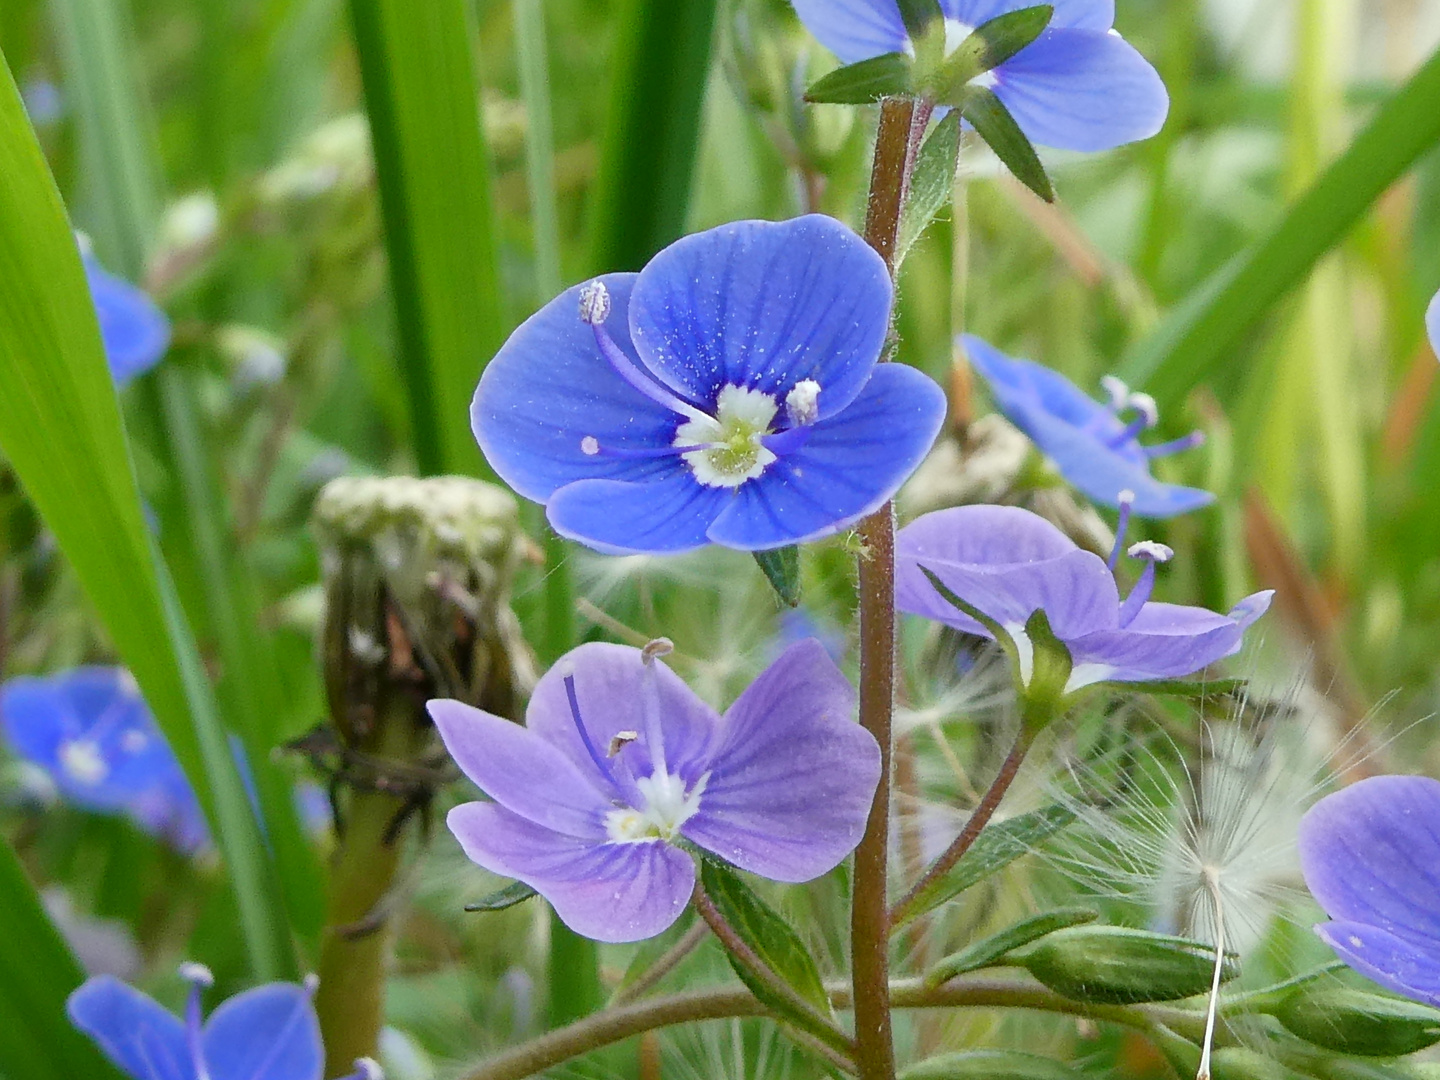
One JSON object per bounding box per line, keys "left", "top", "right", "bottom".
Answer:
{"left": 69, "top": 963, "right": 381, "bottom": 1080}
{"left": 895, "top": 504, "right": 1271, "bottom": 693}
{"left": 965, "top": 335, "right": 1213, "bottom": 518}
{"left": 0, "top": 668, "right": 208, "bottom": 854}
{"left": 771, "top": 608, "right": 847, "bottom": 665}
{"left": 84, "top": 253, "right": 170, "bottom": 386}
{"left": 1299, "top": 775, "right": 1440, "bottom": 1007}
{"left": 1428, "top": 289, "right": 1438, "bottom": 358}
{"left": 22, "top": 78, "right": 64, "bottom": 126}
{"left": 790, "top": 0, "right": 1168, "bottom": 153}
{"left": 472, "top": 215, "right": 946, "bottom": 555}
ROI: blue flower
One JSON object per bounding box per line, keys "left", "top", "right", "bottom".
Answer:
{"left": 790, "top": 0, "right": 1168, "bottom": 153}
{"left": 68, "top": 963, "right": 381, "bottom": 1080}
{"left": 84, "top": 253, "right": 171, "bottom": 386}
{"left": 472, "top": 215, "right": 947, "bottom": 555}
{"left": 965, "top": 334, "right": 1213, "bottom": 518}
{"left": 0, "top": 668, "right": 208, "bottom": 854}
{"left": 1299, "top": 775, "right": 1440, "bottom": 1007}
{"left": 1428, "top": 289, "right": 1438, "bottom": 359}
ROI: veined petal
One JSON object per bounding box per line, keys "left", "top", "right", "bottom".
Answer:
{"left": 948, "top": 0, "right": 1114, "bottom": 31}
{"left": 682, "top": 640, "right": 879, "bottom": 882}
{"left": 1299, "top": 776, "right": 1440, "bottom": 945}
{"left": 992, "top": 27, "right": 1168, "bottom": 152}
{"left": 448, "top": 802, "right": 694, "bottom": 943}
{"left": 628, "top": 216, "right": 893, "bottom": 418}
{"left": 1040, "top": 422, "right": 1215, "bottom": 517}
{"left": 68, "top": 976, "right": 195, "bottom": 1080}
{"left": 203, "top": 984, "right": 323, "bottom": 1080}
{"left": 1314, "top": 920, "right": 1440, "bottom": 1008}
{"left": 429, "top": 700, "right": 611, "bottom": 838}
{"left": 472, "top": 273, "right": 682, "bottom": 503}
{"left": 546, "top": 473, "right": 730, "bottom": 555}
{"left": 789, "top": 0, "right": 910, "bottom": 66}
{"left": 1064, "top": 600, "right": 1254, "bottom": 687}
{"left": 705, "top": 365, "right": 946, "bottom": 549}
{"left": 86, "top": 258, "right": 170, "bottom": 386}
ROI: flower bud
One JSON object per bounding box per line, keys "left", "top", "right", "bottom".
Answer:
{"left": 1013, "top": 926, "right": 1236, "bottom": 1005}
{"left": 1269, "top": 987, "right": 1440, "bottom": 1058}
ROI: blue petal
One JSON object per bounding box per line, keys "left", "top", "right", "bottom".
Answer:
{"left": 1065, "top": 599, "right": 1259, "bottom": 687}
{"left": 447, "top": 802, "right": 695, "bottom": 943}
{"left": 203, "top": 984, "right": 323, "bottom": 1080}
{"left": 546, "top": 472, "right": 729, "bottom": 555}
{"left": 992, "top": 28, "right": 1168, "bottom": 152}
{"left": 1427, "top": 289, "right": 1439, "bottom": 357}
{"left": 472, "top": 273, "right": 682, "bottom": 503}
{"left": 705, "top": 365, "right": 946, "bottom": 549}
{"left": 949, "top": 0, "right": 1113, "bottom": 32}
{"left": 1315, "top": 920, "right": 1440, "bottom": 1008}
{"left": 628, "top": 216, "right": 893, "bottom": 418}
{"left": 85, "top": 258, "right": 170, "bottom": 386}
{"left": 790, "top": 0, "right": 909, "bottom": 64}
{"left": 68, "top": 976, "right": 195, "bottom": 1080}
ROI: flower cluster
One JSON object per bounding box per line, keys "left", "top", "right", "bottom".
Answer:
{"left": 84, "top": 253, "right": 170, "bottom": 386}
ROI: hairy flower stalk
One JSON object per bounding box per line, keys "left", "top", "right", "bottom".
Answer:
{"left": 310, "top": 477, "right": 531, "bottom": 1071}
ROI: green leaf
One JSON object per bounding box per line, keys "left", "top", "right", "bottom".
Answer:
{"left": 897, "top": 111, "right": 962, "bottom": 265}
{"left": 464, "top": 880, "right": 539, "bottom": 913}
{"left": 349, "top": 0, "right": 506, "bottom": 477}
{"left": 928, "top": 5, "right": 1053, "bottom": 99}
{"left": 754, "top": 546, "right": 802, "bottom": 607}
{"left": 0, "top": 840, "right": 124, "bottom": 1079}
{"left": 1089, "top": 676, "right": 1247, "bottom": 699}
{"left": 900, "top": 1050, "right": 1087, "bottom": 1080}
{"left": 805, "top": 53, "right": 915, "bottom": 105}
{"left": 924, "top": 908, "right": 1097, "bottom": 987}
{"left": 893, "top": 804, "right": 1075, "bottom": 928}
{"left": 1119, "top": 45, "right": 1440, "bottom": 407}
{"left": 961, "top": 86, "right": 1054, "bottom": 203}
{"left": 896, "top": 0, "right": 945, "bottom": 43}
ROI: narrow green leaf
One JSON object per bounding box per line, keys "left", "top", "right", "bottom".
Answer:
{"left": 464, "top": 880, "right": 538, "bottom": 913}
{"left": 896, "top": 0, "right": 945, "bottom": 42}
{"left": 924, "top": 908, "right": 1097, "bottom": 987}
{"left": 900, "top": 1050, "right": 1087, "bottom": 1080}
{"left": 804, "top": 52, "right": 915, "bottom": 105}
{"left": 893, "top": 804, "right": 1076, "bottom": 928}
{"left": 897, "top": 111, "right": 962, "bottom": 264}
{"left": 1090, "top": 676, "right": 1247, "bottom": 699}
{"left": 929, "top": 5, "right": 1053, "bottom": 99}
{"left": 1120, "top": 45, "right": 1440, "bottom": 406}
{"left": 754, "top": 547, "right": 802, "bottom": 607}
{"left": 0, "top": 840, "right": 124, "bottom": 1079}
{"left": 349, "top": 0, "right": 505, "bottom": 477}
{"left": 961, "top": 86, "right": 1054, "bottom": 203}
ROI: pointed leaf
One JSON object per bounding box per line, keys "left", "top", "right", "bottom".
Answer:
{"left": 924, "top": 908, "right": 1097, "bottom": 987}
{"left": 961, "top": 87, "right": 1054, "bottom": 202}
{"left": 464, "top": 880, "right": 538, "bottom": 913}
{"left": 928, "top": 5, "right": 1053, "bottom": 97}
{"left": 897, "top": 111, "right": 962, "bottom": 264}
{"left": 805, "top": 53, "right": 915, "bottom": 105}
{"left": 754, "top": 547, "right": 802, "bottom": 607}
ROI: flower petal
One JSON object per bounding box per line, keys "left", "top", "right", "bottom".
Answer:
{"left": 546, "top": 472, "right": 730, "bottom": 555}
{"left": 1314, "top": 920, "right": 1440, "bottom": 1008}
{"left": 788, "top": 0, "right": 910, "bottom": 67}
{"left": 447, "top": 802, "right": 694, "bottom": 942}
{"left": 1063, "top": 596, "right": 1266, "bottom": 687}
{"left": 681, "top": 640, "right": 879, "bottom": 882}
{"left": 86, "top": 258, "right": 170, "bottom": 386}
{"left": 203, "top": 984, "right": 323, "bottom": 1080}
{"left": 949, "top": 0, "right": 1113, "bottom": 32}
{"left": 68, "top": 976, "right": 194, "bottom": 1080}
{"left": 992, "top": 28, "right": 1168, "bottom": 152}
{"left": 628, "top": 216, "right": 893, "bottom": 418}
{"left": 429, "top": 700, "right": 611, "bottom": 838}
{"left": 1299, "top": 776, "right": 1440, "bottom": 944}
{"left": 523, "top": 642, "right": 720, "bottom": 792}
{"left": 705, "top": 364, "right": 946, "bottom": 549}
{"left": 472, "top": 273, "right": 683, "bottom": 504}
{"left": 1427, "top": 289, "right": 1439, "bottom": 358}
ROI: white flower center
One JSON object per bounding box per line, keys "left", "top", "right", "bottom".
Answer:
{"left": 673, "top": 385, "right": 779, "bottom": 489}
{"left": 605, "top": 769, "right": 708, "bottom": 844}
{"left": 59, "top": 740, "right": 109, "bottom": 786}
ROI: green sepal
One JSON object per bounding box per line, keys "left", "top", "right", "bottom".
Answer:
{"left": 918, "top": 565, "right": 1026, "bottom": 686}
{"left": 464, "top": 880, "right": 538, "bottom": 912}
{"left": 900, "top": 1049, "right": 1086, "bottom": 1080}
{"left": 959, "top": 86, "right": 1054, "bottom": 202}
{"left": 1014, "top": 925, "right": 1237, "bottom": 1005}
{"left": 1268, "top": 987, "right": 1440, "bottom": 1057}
{"left": 891, "top": 804, "right": 1076, "bottom": 929}
{"left": 805, "top": 52, "right": 915, "bottom": 105}
{"left": 1019, "top": 608, "right": 1071, "bottom": 732}
{"left": 754, "top": 546, "right": 802, "bottom": 607}
{"left": 925, "top": 5, "right": 1053, "bottom": 99}
{"left": 1089, "top": 676, "right": 1248, "bottom": 700}
{"left": 897, "top": 111, "right": 962, "bottom": 266}
{"left": 897, "top": 0, "right": 947, "bottom": 67}
{"left": 924, "top": 907, "right": 1097, "bottom": 987}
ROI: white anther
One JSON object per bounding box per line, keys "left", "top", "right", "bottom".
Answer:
{"left": 59, "top": 740, "right": 108, "bottom": 785}
{"left": 608, "top": 731, "right": 640, "bottom": 757}
{"left": 303, "top": 973, "right": 320, "bottom": 993}
{"left": 120, "top": 729, "right": 149, "bottom": 754}
{"left": 1117, "top": 489, "right": 1136, "bottom": 507}
{"left": 785, "top": 379, "right": 821, "bottom": 427}
{"left": 1100, "top": 375, "right": 1129, "bottom": 411}
{"left": 578, "top": 281, "right": 611, "bottom": 326}
{"left": 1128, "top": 392, "right": 1159, "bottom": 429}
{"left": 179, "top": 962, "right": 215, "bottom": 988}
{"left": 580, "top": 436, "right": 600, "bottom": 456}
{"left": 1128, "top": 541, "right": 1174, "bottom": 563}
{"left": 354, "top": 1058, "right": 384, "bottom": 1080}
{"left": 641, "top": 638, "right": 674, "bottom": 665}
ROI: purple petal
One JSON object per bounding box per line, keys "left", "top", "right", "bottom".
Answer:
{"left": 950, "top": 0, "right": 1113, "bottom": 31}
{"left": 992, "top": 28, "right": 1168, "bottom": 152}
{"left": 448, "top": 802, "right": 695, "bottom": 942}
{"left": 429, "top": 699, "right": 611, "bottom": 839}
{"left": 203, "top": 984, "right": 323, "bottom": 1080}
{"left": 523, "top": 642, "right": 720, "bottom": 793}
{"left": 1314, "top": 920, "right": 1440, "bottom": 1008}
{"left": 628, "top": 216, "right": 893, "bottom": 418}
{"left": 1427, "top": 289, "right": 1438, "bottom": 358}
{"left": 68, "top": 976, "right": 195, "bottom": 1080}
{"left": 1298, "top": 776, "right": 1440, "bottom": 944}
{"left": 682, "top": 640, "right": 879, "bottom": 881}
{"left": 546, "top": 473, "right": 730, "bottom": 555}
{"left": 705, "top": 365, "right": 946, "bottom": 549}
{"left": 788, "top": 0, "right": 910, "bottom": 67}
{"left": 472, "top": 273, "right": 683, "bottom": 504}
{"left": 85, "top": 257, "right": 170, "bottom": 387}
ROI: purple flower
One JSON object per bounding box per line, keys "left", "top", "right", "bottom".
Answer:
{"left": 472, "top": 215, "right": 946, "bottom": 555}
{"left": 1428, "top": 289, "right": 1438, "bottom": 358}
{"left": 1299, "top": 775, "right": 1440, "bottom": 1006}
{"left": 430, "top": 639, "right": 881, "bottom": 942}
{"left": 68, "top": 963, "right": 380, "bottom": 1080}
{"left": 790, "top": 0, "right": 1168, "bottom": 153}
{"left": 1, "top": 668, "right": 208, "bottom": 854}
{"left": 894, "top": 504, "right": 1271, "bottom": 693}
{"left": 966, "top": 335, "right": 1213, "bottom": 518}
{"left": 84, "top": 253, "right": 170, "bottom": 387}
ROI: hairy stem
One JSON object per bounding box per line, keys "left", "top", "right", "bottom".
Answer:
{"left": 889, "top": 727, "right": 1034, "bottom": 928}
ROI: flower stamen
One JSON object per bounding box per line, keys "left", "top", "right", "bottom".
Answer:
{"left": 1118, "top": 540, "right": 1173, "bottom": 627}
{"left": 1108, "top": 489, "right": 1136, "bottom": 571}
{"left": 1144, "top": 431, "right": 1207, "bottom": 459}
